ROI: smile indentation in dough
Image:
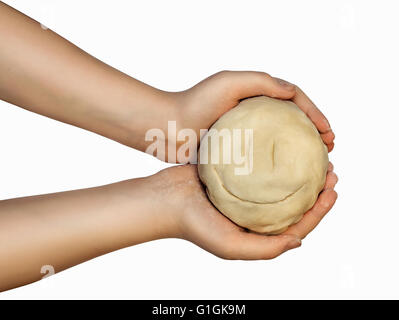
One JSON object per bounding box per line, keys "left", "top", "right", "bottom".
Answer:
{"left": 213, "top": 167, "right": 305, "bottom": 205}
{"left": 271, "top": 140, "right": 275, "bottom": 169}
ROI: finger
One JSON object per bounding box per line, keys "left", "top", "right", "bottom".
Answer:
{"left": 292, "top": 86, "right": 332, "bottom": 134}
{"left": 320, "top": 131, "right": 335, "bottom": 145}
{"left": 327, "top": 142, "right": 334, "bottom": 152}
{"left": 283, "top": 188, "right": 338, "bottom": 239}
{"left": 217, "top": 71, "right": 297, "bottom": 101}
{"left": 219, "top": 232, "right": 301, "bottom": 260}
{"left": 328, "top": 162, "right": 334, "bottom": 172}
{"left": 324, "top": 171, "right": 338, "bottom": 189}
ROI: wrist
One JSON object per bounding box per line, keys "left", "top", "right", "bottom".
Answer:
{"left": 119, "top": 89, "right": 182, "bottom": 153}
{"left": 142, "top": 170, "right": 184, "bottom": 239}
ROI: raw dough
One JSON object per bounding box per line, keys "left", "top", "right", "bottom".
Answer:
{"left": 198, "top": 96, "right": 328, "bottom": 234}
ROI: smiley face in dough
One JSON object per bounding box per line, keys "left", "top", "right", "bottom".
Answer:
{"left": 198, "top": 96, "right": 328, "bottom": 234}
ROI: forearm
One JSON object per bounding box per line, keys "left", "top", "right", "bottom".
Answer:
{"left": 0, "top": 2, "right": 177, "bottom": 151}
{"left": 0, "top": 175, "right": 177, "bottom": 291}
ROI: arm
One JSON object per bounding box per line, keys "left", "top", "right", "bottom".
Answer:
{"left": 0, "top": 164, "right": 337, "bottom": 292}
{"left": 0, "top": 174, "right": 177, "bottom": 291}
{"left": 0, "top": 2, "right": 175, "bottom": 154}
{"left": 0, "top": 2, "right": 335, "bottom": 163}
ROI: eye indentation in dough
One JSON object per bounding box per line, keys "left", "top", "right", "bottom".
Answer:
{"left": 213, "top": 167, "right": 305, "bottom": 205}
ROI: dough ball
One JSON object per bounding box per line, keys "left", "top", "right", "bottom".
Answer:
{"left": 198, "top": 96, "right": 328, "bottom": 234}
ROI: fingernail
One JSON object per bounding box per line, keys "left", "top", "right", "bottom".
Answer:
{"left": 321, "top": 201, "right": 330, "bottom": 209}
{"left": 332, "top": 172, "right": 339, "bottom": 183}
{"left": 320, "top": 191, "right": 333, "bottom": 208}
{"left": 285, "top": 236, "right": 302, "bottom": 251}
{"left": 323, "top": 118, "right": 331, "bottom": 130}
{"left": 276, "top": 78, "right": 294, "bottom": 88}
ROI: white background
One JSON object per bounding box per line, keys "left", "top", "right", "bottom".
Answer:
{"left": 0, "top": 0, "right": 398, "bottom": 299}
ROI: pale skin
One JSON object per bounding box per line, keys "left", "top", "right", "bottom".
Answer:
{"left": 0, "top": 2, "right": 338, "bottom": 291}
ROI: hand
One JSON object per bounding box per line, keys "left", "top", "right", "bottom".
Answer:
{"left": 153, "top": 165, "right": 335, "bottom": 260}
{"left": 172, "top": 71, "right": 335, "bottom": 163}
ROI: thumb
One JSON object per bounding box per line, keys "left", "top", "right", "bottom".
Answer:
{"left": 222, "top": 71, "right": 296, "bottom": 101}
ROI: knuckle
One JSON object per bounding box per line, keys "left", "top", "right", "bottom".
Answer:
{"left": 246, "top": 71, "right": 271, "bottom": 81}
{"left": 258, "top": 71, "right": 271, "bottom": 78}
{"left": 214, "top": 70, "right": 232, "bottom": 78}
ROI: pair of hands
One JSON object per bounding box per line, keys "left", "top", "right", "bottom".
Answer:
{"left": 0, "top": 3, "right": 337, "bottom": 291}
{"left": 154, "top": 71, "right": 338, "bottom": 259}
